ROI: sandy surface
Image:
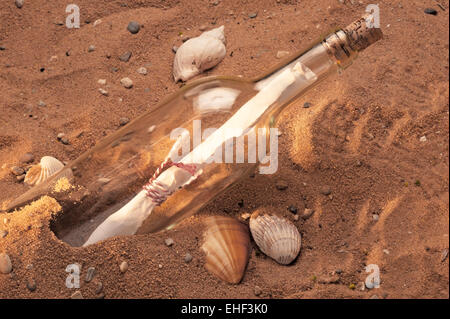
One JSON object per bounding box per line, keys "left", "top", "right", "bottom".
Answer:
{"left": 0, "top": 0, "right": 449, "bottom": 298}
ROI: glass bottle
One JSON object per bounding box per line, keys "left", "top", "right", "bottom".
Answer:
{"left": 4, "top": 14, "right": 382, "bottom": 246}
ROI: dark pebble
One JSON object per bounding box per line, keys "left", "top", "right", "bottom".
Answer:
{"left": 303, "top": 102, "right": 311, "bottom": 108}
{"left": 96, "top": 282, "right": 103, "bottom": 294}
{"left": 19, "top": 153, "right": 34, "bottom": 164}
{"left": 119, "top": 51, "right": 132, "bottom": 62}
{"left": 237, "top": 199, "right": 244, "bottom": 208}
{"left": 288, "top": 205, "right": 298, "bottom": 214}
{"left": 119, "top": 117, "right": 130, "bottom": 126}
{"left": 127, "top": 21, "right": 140, "bottom": 34}
{"left": 275, "top": 180, "right": 288, "bottom": 190}
{"left": 27, "top": 279, "right": 36, "bottom": 292}
{"left": 0, "top": 46, "right": 5, "bottom": 51}
{"left": 424, "top": 8, "right": 438, "bottom": 15}
{"left": 85, "top": 267, "right": 95, "bottom": 283}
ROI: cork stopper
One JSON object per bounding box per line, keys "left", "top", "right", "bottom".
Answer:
{"left": 343, "top": 13, "right": 383, "bottom": 52}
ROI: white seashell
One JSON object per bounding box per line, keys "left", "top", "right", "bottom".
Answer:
{"left": 173, "top": 26, "right": 226, "bottom": 82}
{"left": 201, "top": 216, "right": 250, "bottom": 284}
{"left": 24, "top": 156, "right": 72, "bottom": 186}
{"left": 249, "top": 209, "right": 301, "bottom": 265}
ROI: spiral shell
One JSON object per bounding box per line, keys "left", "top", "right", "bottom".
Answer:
{"left": 249, "top": 209, "right": 301, "bottom": 265}
{"left": 201, "top": 216, "right": 250, "bottom": 284}
{"left": 24, "top": 156, "right": 72, "bottom": 186}
{"left": 173, "top": 26, "right": 226, "bottom": 82}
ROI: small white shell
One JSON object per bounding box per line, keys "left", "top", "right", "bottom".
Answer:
{"left": 249, "top": 209, "right": 301, "bottom": 265}
{"left": 173, "top": 26, "right": 226, "bottom": 82}
{"left": 24, "top": 156, "right": 72, "bottom": 186}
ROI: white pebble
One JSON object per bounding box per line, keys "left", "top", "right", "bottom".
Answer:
{"left": 98, "top": 79, "right": 106, "bottom": 85}
{"left": 120, "top": 77, "right": 133, "bottom": 89}
{"left": 137, "top": 67, "right": 147, "bottom": 75}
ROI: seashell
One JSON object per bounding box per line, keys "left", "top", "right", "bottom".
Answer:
{"left": 24, "top": 156, "right": 72, "bottom": 186}
{"left": 249, "top": 208, "right": 301, "bottom": 265}
{"left": 173, "top": 26, "right": 226, "bottom": 82}
{"left": 201, "top": 216, "right": 250, "bottom": 284}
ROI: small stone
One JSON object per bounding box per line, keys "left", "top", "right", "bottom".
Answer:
{"left": 119, "top": 117, "right": 130, "bottom": 126}
{"left": 61, "top": 137, "right": 70, "bottom": 145}
{"left": 165, "top": 238, "right": 174, "bottom": 247}
{"left": 57, "top": 133, "right": 65, "bottom": 140}
{"left": 184, "top": 253, "right": 193, "bottom": 263}
{"left": 99, "top": 88, "right": 109, "bottom": 96}
{"left": 0, "top": 46, "right": 5, "bottom": 50}
{"left": 93, "top": 19, "right": 102, "bottom": 27}
{"left": 293, "top": 215, "right": 299, "bottom": 221}
{"left": 70, "top": 291, "right": 83, "bottom": 299}
{"left": 119, "top": 51, "right": 132, "bottom": 62}
{"left": 288, "top": 205, "right": 298, "bottom": 214}
{"left": 172, "top": 46, "right": 178, "bottom": 53}
{"left": 248, "top": 12, "right": 258, "bottom": 18}
{"left": 275, "top": 180, "right": 288, "bottom": 190}
{"left": 16, "top": 174, "right": 25, "bottom": 182}
{"left": 372, "top": 214, "right": 379, "bottom": 221}
{"left": 88, "top": 45, "right": 95, "bottom": 52}
{"left": 320, "top": 186, "right": 331, "bottom": 195}
{"left": 119, "top": 261, "right": 128, "bottom": 273}
{"left": 98, "top": 79, "right": 106, "bottom": 85}
{"left": 26, "top": 279, "right": 36, "bottom": 292}
{"left": 127, "top": 21, "right": 140, "bottom": 34}
{"left": 120, "top": 77, "right": 133, "bottom": 89}
{"left": 441, "top": 249, "right": 449, "bottom": 262}
{"left": 199, "top": 24, "right": 208, "bottom": 31}
{"left": 302, "top": 208, "right": 315, "bottom": 220}
{"left": 303, "top": 102, "right": 312, "bottom": 108}
{"left": 96, "top": 282, "right": 103, "bottom": 294}
{"left": 383, "top": 249, "right": 390, "bottom": 255}
{"left": 98, "top": 177, "right": 111, "bottom": 184}
{"left": 20, "top": 153, "right": 34, "bottom": 164}
{"left": 0, "top": 230, "right": 8, "bottom": 238}
{"left": 419, "top": 135, "right": 427, "bottom": 142}
{"left": 254, "top": 286, "right": 262, "bottom": 296}
{"left": 15, "top": 0, "right": 24, "bottom": 9}
{"left": 96, "top": 292, "right": 105, "bottom": 299}
{"left": 335, "top": 269, "right": 343, "bottom": 274}
{"left": 11, "top": 166, "right": 25, "bottom": 176}
{"left": 276, "top": 51, "right": 290, "bottom": 59}
{"left": 424, "top": 8, "right": 438, "bottom": 16}
{"left": 370, "top": 294, "right": 380, "bottom": 299}
{"left": 38, "top": 100, "right": 46, "bottom": 107}
{"left": 0, "top": 253, "right": 12, "bottom": 274}
{"left": 241, "top": 213, "right": 251, "bottom": 220}
{"left": 26, "top": 264, "right": 33, "bottom": 270}
{"left": 137, "top": 67, "right": 147, "bottom": 75}
{"left": 85, "top": 267, "right": 95, "bottom": 283}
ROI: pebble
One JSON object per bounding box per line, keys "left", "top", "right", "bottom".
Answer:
{"left": 119, "top": 117, "right": 130, "bottom": 126}
{"left": 119, "top": 261, "right": 128, "bottom": 273}
{"left": 372, "top": 214, "right": 379, "bottom": 221}
{"left": 158, "top": 264, "right": 163, "bottom": 269}
{"left": 383, "top": 249, "right": 390, "bottom": 255}
{"left": 119, "top": 51, "right": 132, "bottom": 62}
{"left": 85, "top": 267, "right": 95, "bottom": 283}
{"left": 0, "top": 230, "right": 8, "bottom": 238}
{"left": 93, "top": 19, "right": 102, "bottom": 27}
{"left": 127, "top": 21, "right": 140, "bottom": 34}
{"left": 293, "top": 215, "right": 299, "bottom": 221}
{"left": 38, "top": 100, "right": 46, "bottom": 107}
{"left": 276, "top": 51, "right": 290, "bottom": 59}
{"left": 275, "top": 180, "right": 288, "bottom": 190}
{"left": 11, "top": 166, "right": 25, "bottom": 176}
{"left": 70, "top": 291, "right": 83, "bottom": 299}
{"left": 26, "top": 264, "right": 33, "bottom": 270}
{"left": 356, "top": 282, "right": 365, "bottom": 291}
{"left": 254, "top": 286, "right": 262, "bottom": 296}
{"left": 241, "top": 213, "right": 251, "bottom": 220}
{"left": 120, "top": 77, "right": 133, "bottom": 89}
{"left": 419, "top": 135, "right": 427, "bottom": 142}
{"left": 16, "top": 174, "right": 25, "bottom": 182}
{"left": 0, "top": 46, "right": 5, "bottom": 50}
{"left": 137, "top": 67, "right": 147, "bottom": 75}
{"left": 248, "top": 12, "right": 258, "bottom": 18}
{"left": 303, "top": 102, "right": 311, "bottom": 108}
{"left": 20, "top": 153, "right": 34, "bottom": 164}
{"left": 165, "top": 238, "right": 174, "bottom": 247}
{"left": 320, "top": 186, "right": 331, "bottom": 195}
{"left": 88, "top": 45, "right": 95, "bottom": 52}
{"left": 288, "top": 205, "right": 298, "bottom": 214}
{"left": 369, "top": 294, "right": 380, "bottom": 299}
{"left": 99, "top": 88, "right": 109, "bottom": 96}
{"left": 184, "top": 253, "right": 193, "bottom": 263}
{"left": 199, "top": 25, "right": 208, "bottom": 31}
{"left": 441, "top": 248, "right": 449, "bottom": 262}
{"left": 26, "top": 279, "right": 36, "bottom": 292}
{"left": 15, "top": 0, "right": 24, "bottom": 9}
{"left": 61, "top": 137, "right": 70, "bottom": 145}
{"left": 302, "top": 208, "right": 315, "bottom": 220}
{"left": 57, "top": 133, "right": 65, "bottom": 140}
{"left": 172, "top": 46, "right": 178, "bottom": 53}
{"left": 424, "top": 8, "right": 438, "bottom": 16}
{"left": 0, "top": 253, "right": 12, "bottom": 274}
{"left": 96, "top": 282, "right": 103, "bottom": 294}
{"left": 98, "top": 79, "right": 106, "bottom": 85}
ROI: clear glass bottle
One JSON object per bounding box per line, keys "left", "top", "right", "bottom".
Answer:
{"left": 4, "top": 14, "right": 382, "bottom": 246}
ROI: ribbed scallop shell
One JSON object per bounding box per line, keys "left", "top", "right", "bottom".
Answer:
{"left": 250, "top": 210, "right": 301, "bottom": 265}
{"left": 24, "top": 156, "right": 71, "bottom": 186}
{"left": 201, "top": 216, "right": 250, "bottom": 284}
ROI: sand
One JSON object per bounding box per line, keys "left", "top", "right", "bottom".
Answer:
{"left": 0, "top": 0, "right": 448, "bottom": 298}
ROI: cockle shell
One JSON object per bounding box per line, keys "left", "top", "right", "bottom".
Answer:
{"left": 201, "top": 216, "right": 250, "bottom": 284}
{"left": 249, "top": 209, "right": 301, "bottom": 265}
{"left": 173, "top": 26, "right": 226, "bottom": 82}
{"left": 24, "top": 156, "right": 72, "bottom": 186}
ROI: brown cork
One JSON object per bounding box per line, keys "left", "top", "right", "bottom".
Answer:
{"left": 343, "top": 13, "right": 383, "bottom": 52}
